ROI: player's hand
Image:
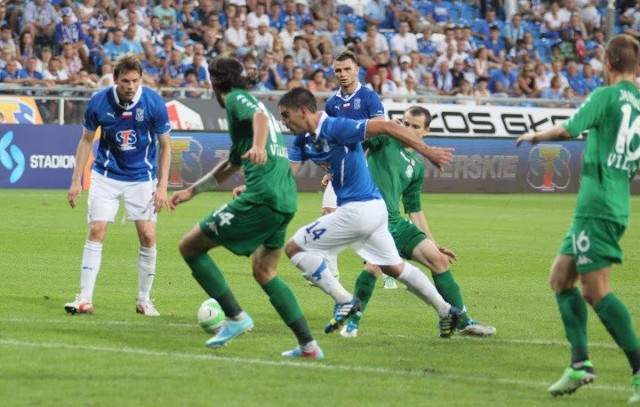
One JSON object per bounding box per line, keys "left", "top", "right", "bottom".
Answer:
{"left": 242, "top": 146, "right": 267, "bottom": 165}
{"left": 168, "top": 188, "right": 195, "bottom": 211}
{"left": 153, "top": 186, "right": 168, "bottom": 213}
{"left": 438, "top": 245, "right": 457, "bottom": 262}
{"left": 232, "top": 184, "right": 246, "bottom": 199}
{"left": 68, "top": 181, "right": 82, "bottom": 209}
{"left": 515, "top": 133, "right": 539, "bottom": 147}
{"left": 320, "top": 174, "right": 330, "bottom": 188}
{"left": 421, "top": 146, "right": 454, "bottom": 170}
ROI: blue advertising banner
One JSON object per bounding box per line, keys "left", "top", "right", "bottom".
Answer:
{"left": 0, "top": 124, "right": 81, "bottom": 189}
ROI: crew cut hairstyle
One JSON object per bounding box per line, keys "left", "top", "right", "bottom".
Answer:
{"left": 406, "top": 105, "right": 432, "bottom": 129}
{"left": 113, "top": 53, "right": 143, "bottom": 79}
{"left": 208, "top": 56, "right": 259, "bottom": 94}
{"left": 333, "top": 49, "right": 359, "bottom": 66}
{"left": 606, "top": 34, "right": 640, "bottom": 74}
{"left": 278, "top": 87, "right": 318, "bottom": 113}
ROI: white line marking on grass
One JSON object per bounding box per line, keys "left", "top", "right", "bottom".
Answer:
{"left": 0, "top": 338, "right": 629, "bottom": 394}
{"left": 0, "top": 317, "right": 621, "bottom": 349}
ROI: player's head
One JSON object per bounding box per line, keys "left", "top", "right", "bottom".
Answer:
{"left": 333, "top": 50, "right": 360, "bottom": 93}
{"left": 208, "top": 55, "right": 259, "bottom": 108}
{"left": 113, "top": 53, "right": 142, "bottom": 105}
{"left": 403, "top": 106, "right": 431, "bottom": 139}
{"left": 605, "top": 34, "right": 640, "bottom": 75}
{"left": 278, "top": 87, "right": 318, "bottom": 134}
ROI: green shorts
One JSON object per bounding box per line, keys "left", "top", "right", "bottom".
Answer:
{"left": 199, "top": 198, "right": 294, "bottom": 257}
{"left": 558, "top": 217, "right": 626, "bottom": 273}
{"left": 389, "top": 217, "right": 428, "bottom": 260}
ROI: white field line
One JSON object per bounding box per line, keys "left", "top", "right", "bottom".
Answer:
{"left": 0, "top": 317, "right": 621, "bottom": 349}
{"left": 0, "top": 338, "right": 629, "bottom": 394}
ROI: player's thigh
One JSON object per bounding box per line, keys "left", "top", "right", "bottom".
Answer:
{"left": 389, "top": 217, "right": 428, "bottom": 260}
{"left": 199, "top": 200, "right": 291, "bottom": 257}
{"left": 292, "top": 200, "right": 383, "bottom": 255}
{"left": 179, "top": 223, "right": 219, "bottom": 258}
{"left": 123, "top": 178, "right": 156, "bottom": 222}
{"left": 87, "top": 172, "right": 122, "bottom": 222}
{"left": 558, "top": 217, "right": 625, "bottom": 274}
{"left": 353, "top": 214, "right": 403, "bottom": 267}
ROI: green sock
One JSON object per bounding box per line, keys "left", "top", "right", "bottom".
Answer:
{"left": 353, "top": 270, "right": 377, "bottom": 318}
{"left": 433, "top": 270, "right": 468, "bottom": 325}
{"left": 185, "top": 253, "right": 242, "bottom": 318}
{"left": 594, "top": 292, "right": 640, "bottom": 373}
{"left": 262, "top": 277, "right": 312, "bottom": 345}
{"left": 556, "top": 288, "right": 589, "bottom": 363}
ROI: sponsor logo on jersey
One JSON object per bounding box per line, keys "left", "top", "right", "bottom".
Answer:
{"left": 136, "top": 108, "right": 144, "bottom": 121}
{"left": 116, "top": 130, "right": 137, "bottom": 151}
{"left": 576, "top": 255, "right": 593, "bottom": 266}
{"left": 354, "top": 98, "right": 361, "bottom": 110}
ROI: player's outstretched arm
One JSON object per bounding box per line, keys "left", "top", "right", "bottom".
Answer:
{"left": 515, "top": 124, "right": 571, "bottom": 147}
{"left": 168, "top": 159, "right": 239, "bottom": 211}
{"left": 241, "top": 111, "right": 269, "bottom": 165}
{"left": 68, "top": 128, "right": 95, "bottom": 209}
{"left": 365, "top": 120, "right": 454, "bottom": 169}
{"left": 154, "top": 133, "right": 172, "bottom": 213}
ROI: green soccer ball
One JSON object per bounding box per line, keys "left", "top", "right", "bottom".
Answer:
{"left": 197, "top": 298, "right": 226, "bottom": 334}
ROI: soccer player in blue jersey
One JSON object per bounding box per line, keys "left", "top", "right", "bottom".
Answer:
{"left": 65, "top": 53, "right": 172, "bottom": 316}
{"left": 321, "top": 50, "right": 386, "bottom": 283}
{"left": 279, "top": 87, "right": 461, "bottom": 338}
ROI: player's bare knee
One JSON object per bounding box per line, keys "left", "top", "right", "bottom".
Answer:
{"left": 365, "top": 262, "right": 383, "bottom": 276}
{"left": 284, "top": 240, "right": 301, "bottom": 259}
{"left": 380, "top": 264, "right": 402, "bottom": 278}
{"left": 87, "top": 222, "right": 106, "bottom": 242}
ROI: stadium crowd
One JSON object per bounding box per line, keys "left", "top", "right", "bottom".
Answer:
{"left": 0, "top": 0, "right": 635, "bottom": 120}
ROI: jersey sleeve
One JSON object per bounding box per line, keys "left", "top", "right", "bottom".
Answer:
{"left": 325, "top": 117, "right": 367, "bottom": 145}
{"left": 288, "top": 133, "right": 308, "bottom": 163}
{"left": 402, "top": 160, "right": 424, "bottom": 214}
{"left": 225, "top": 90, "right": 260, "bottom": 122}
{"left": 363, "top": 134, "right": 388, "bottom": 153}
{"left": 82, "top": 96, "right": 100, "bottom": 132}
{"left": 151, "top": 92, "right": 171, "bottom": 136}
{"left": 366, "top": 92, "right": 385, "bottom": 118}
{"left": 562, "top": 87, "right": 608, "bottom": 138}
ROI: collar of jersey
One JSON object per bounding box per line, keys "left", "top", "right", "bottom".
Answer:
{"left": 306, "top": 112, "right": 328, "bottom": 141}
{"left": 336, "top": 82, "right": 362, "bottom": 102}
{"left": 112, "top": 84, "right": 143, "bottom": 110}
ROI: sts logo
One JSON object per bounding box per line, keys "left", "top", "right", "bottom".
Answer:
{"left": 116, "top": 130, "right": 137, "bottom": 151}
{"left": 526, "top": 144, "right": 571, "bottom": 192}
{"left": 0, "top": 131, "right": 25, "bottom": 183}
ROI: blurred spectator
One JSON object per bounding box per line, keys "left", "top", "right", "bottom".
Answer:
{"left": 0, "top": 25, "right": 16, "bottom": 55}
{"left": 565, "top": 60, "right": 588, "bottom": 96}
{"left": 291, "top": 35, "right": 311, "bottom": 66}
{"left": 96, "top": 60, "right": 114, "bottom": 87}
{"left": 520, "top": 0, "right": 545, "bottom": 23}
{"left": 279, "top": 18, "right": 301, "bottom": 53}
{"left": 503, "top": 13, "right": 525, "bottom": 51}
{"left": 60, "top": 42, "right": 83, "bottom": 81}
{"left": 580, "top": 0, "right": 601, "bottom": 34}
{"left": 237, "top": 30, "right": 261, "bottom": 58}
{"left": 375, "top": 64, "right": 398, "bottom": 95}
{"left": 473, "top": 46, "right": 490, "bottom": 77}
{"left": 225, "top": 16, "right": 247, "bottom": 50}
{"left": 391, "top": 0, "right": 421, "bottom": 32}
{"left": 550, "top": 59, "right": 569, "bottom": 90}
{"left": 362, "top": 23, "right": 390, "bottom": 60}
{"left": 197, "top": 0, "right": 218, "bottom": 30}
{"left": 485, "top": 25, "right": 506, "bottom": 68}
{"left": 43, "top": 58, "right": 74, "bottom": 122}
{"left": 153, "top": 0, "right": 177, "bottom": 31}
{"left": 320, "top": 17, "right": 343, "bottom": 50}
{"left": 513, "top": 62, "right": 540, "bottom": 97}
{"left": 260, "top": 51, "right": 285, "bottom": 89}
{"left": 433, "top": 60, "right": 455, "bottom": 95}
{"left": 389, "top": 21, "right": 417, "bottom": 58}
{"left": 90, "top": 0, "right": 117, "bottom": 36}
{"left": 541, "top": 74, "right": 564, "bottom": 103}
{"left": 589, "top": 43, "right": 604, "bottom": 76}
{"left": 310, "top": 51, "right": 335, "bottom": 79}
{"left": 488, "top": 59, "right": 517, "bottom": 96}
{"left": 307, "top": 68, "right": 331, "bottom": 92}
{"left": 21, "top": 0, "right": 59, "bottom": 47}
{"left": 417, "top": 26, "right": 437, "bottom": 65}
{"left": 391, "top": 54, "right": 417, "bottom": 86}
{"left": 278, "top": 0, "right": 298, "bottom": 28}
{"left": 180, "top": 68, "right": 204, "bottom": 97}
{"left": 247, "top": 2, "right": 270, "bottom": 29}
{"left": 269, "top": 2, "right": 283, "bottom": 31}
{"left": 301, "top": 20, "right": 322, "bottom": 60}
{"left": 255, "top": 21, "right": 274, "bottom": 53}
{"left": 456, "top": 79, "right": 476, "bottom": 105}
{"left": 202, "top": 29, "right": 219, "bottom": 60}
{"left": 293, "top": 0, "right": 312, "bottom": 27}
{"left": 255, "top": 67, "right": 277, "bottom": 91}
{"left": 561, "top": 86, "right": 576, "bottom": 107}
{"left": 435, "top": 26, "right": 456, "bottom": 54}
{"left": 473, "top": 76, "right": 492, "bottom": 102}
{"left": 103, "top": 29, "right": 132, "bottom": 64}
{"left": 581, "top": 63, "right": 601, "bottom": 92}
{"left": 278, "top": 53, "right": 295, "bottom": 85}
{"left": 534, "top": 61, "right": 551, "bottom": 89}
{"left": 426, "top": 0, "right": 451, "bottom": 28}
{"left": 418, "top": 71, "right": 438, "bottom": 95}
{"left": 434, "top": 43, "right": 459, "bottom": 73}
{"left": 408, "top": 50, "right": 429, "bottom": 83}
{"left": 472, "top": 8, "right": 498, "bottom": 42}
{"left": 55, "top": 8, "right": 89, "bottom": 68}
{"left": 363, "top": 0, "right": 390, "bottom": 28}
{"left": 142, "top": 55, "right": 163, "bottom": 85}
{"left": 272, "top": 36, "right": 286, "bottom": 63}
{"left": 124, "top": 13, "right": 151, "bottom": 44}
{"left": 367, "top": 71, "right": 383, "bottom": 94}
{"left": 124, "top": 24, "right": 148, "bottom": 61}
{"left": 162, "top": 48, "right": 186, "bottom": 86}
{"left": 286, "top": 65, "right": 306, "bottom": 89}
{"left": 177, "top": 0, "right": 202, "bottom": 41}
{"left": 540, "top": 1, "right": 568, "bottom": 41}
{"left": 119, "top": 0, "right": 146, "bottom": 27}
{"left": 450, "top": 58, "right": 466, "bottom": 92}
{"left": 0, "top": 58, "right": 23, "bottom": 84}
{"left": 6, "top": 0, "right": 25, "bottom": 33}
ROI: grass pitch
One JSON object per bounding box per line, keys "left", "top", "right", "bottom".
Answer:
{"left": 1, "top": 190, "right": 640, "bottom": 406}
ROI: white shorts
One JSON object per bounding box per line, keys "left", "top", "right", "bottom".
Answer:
{"left": 87, "top": 171, "right": 157, "bottom": 223}
{"left": 293, "top": 199, "right": 402, "bottom": 266}
{"left": 322, "top": 181, "right": 338, "bottom": 209}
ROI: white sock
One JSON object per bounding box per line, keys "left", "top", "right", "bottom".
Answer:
{"left": 79, "top": 240, "right": 102, "bottom": 303}
{"left": 301, "top": 340, "right": 317, "bottom": 352}
{"left": 137, "top": 245, "right": 157, "bottom": 302}
{"left": 396, "top": 262, "right": 450, "bottom": 317}
{"left": 323, "top": 254, "right": 340, "bottom": 278}
{"left": 290, "top": 252, "right": 352, "bottom": 303}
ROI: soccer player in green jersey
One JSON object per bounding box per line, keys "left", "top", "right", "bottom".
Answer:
{"left": 340, "top": 106, "right": 496, "bottom": 338}
{"left": 168, "top": 56, "right": 323, "bottom": 359}
{"left": 516, "top": 34, "right": 640, "bottom": 402}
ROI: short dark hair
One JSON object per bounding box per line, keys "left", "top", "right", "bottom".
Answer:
{"left": 278, "top": 87, "right": 318, "bottom": 113}
{"left": 113, "top": 53, "right": 142, "bottom": 79}
{"left": 406, "top": 106, "right": 432, "bottom": 129}
{"left": 334, "top": 49, "right": 358, "bottom": 65}
{"left": 208, "top": 56, "right": 259, "bottom": 93}
{"left": 606, "top": 34, "right": 640, "bottom": 74}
